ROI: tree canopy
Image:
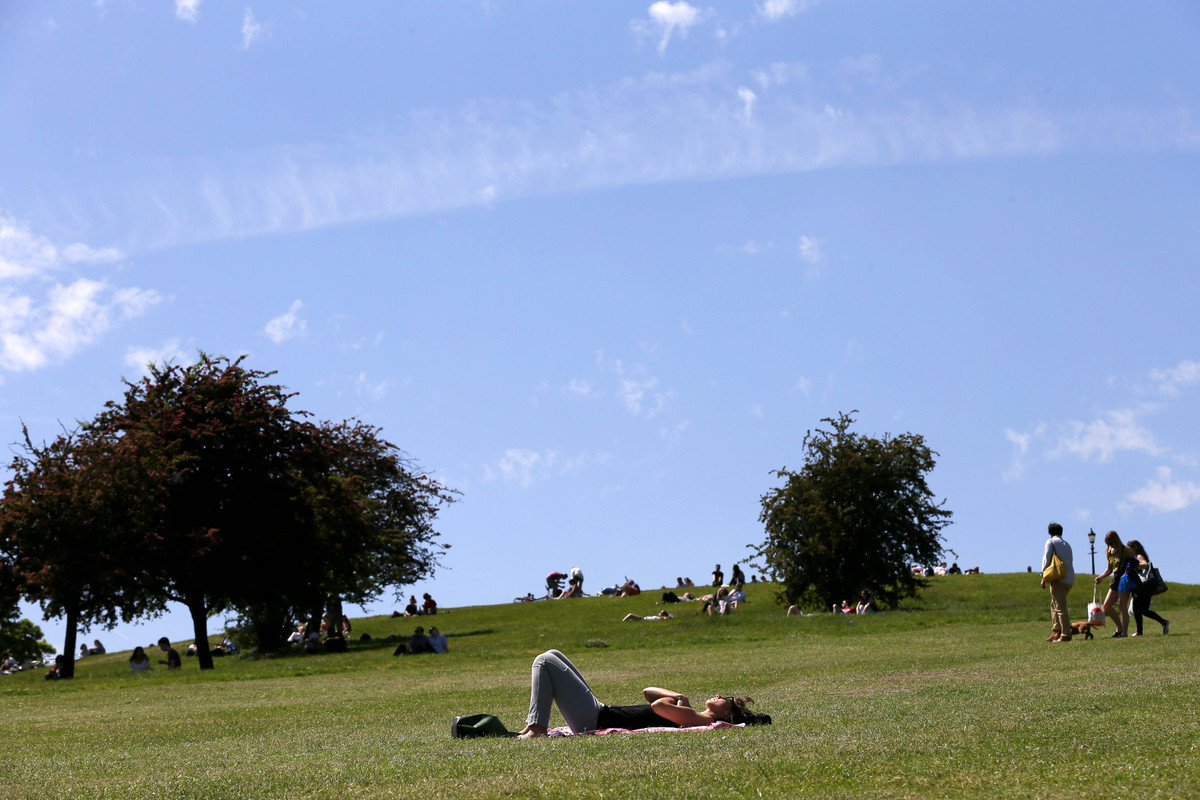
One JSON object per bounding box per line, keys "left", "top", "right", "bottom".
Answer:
{"left": 752, "top": 411, "right": 953, "bottom": 611}
{"left": 1, "top": 353, "right": 455, "bottom": 671}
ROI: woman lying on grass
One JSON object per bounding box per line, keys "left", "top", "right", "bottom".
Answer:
{"left": 517, "top": 649, "right": 769, "bottom": 738}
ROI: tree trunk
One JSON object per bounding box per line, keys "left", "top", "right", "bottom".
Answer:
{"left": 60, "top": 604, "right": 79, "bottom": 679}
{"left": 326, "top": 596, "right": 346, "bottom": 639}
{"left": 187, "top": 600, "right": 215, "bottom": 670}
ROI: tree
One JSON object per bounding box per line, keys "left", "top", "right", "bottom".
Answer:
{"left": 89, "top": 354, "right": 318, "bottom": 670}
{"left": 0, "top": 427, "right": 156, "bottom": 677}
{"left": 0, "top": 562, "right": 54, "bottom": 663}
{"left": 0, "top": 602, "right": 54, "bottom": 664}
{"left": 306, "top": 419, "right": 455, "bottom": 646}
{"left": 752, "top": 411, "right": 952, "bottom": 611}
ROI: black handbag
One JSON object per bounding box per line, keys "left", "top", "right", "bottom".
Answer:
{"left": 1136, "top": 564, "right": 1168, "bottom": 596}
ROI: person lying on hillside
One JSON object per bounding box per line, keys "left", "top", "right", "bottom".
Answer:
{"left": 517, "top": 649, "right": 769, "bottom": 738}
{"left": 622, "top": 611, "right": 674, "bottom": 621}
{"left": 615, "top": 579, "right": 640, "bottom": 597}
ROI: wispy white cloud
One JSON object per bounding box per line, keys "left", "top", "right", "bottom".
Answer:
{"left": 566, "top": 378, "right": 594, "bottom": 398}
{"left": 125, "top": 339, "right": 192, "bottom": 377}
{"left": 1053, "top": 408, "right": 1163, "bottom": 463}
{"left": 1004, "top": 423, "right": 1045, "bottom": 482}
{"left": 797, "top": 234, "right": 823, "bottom": 277}
{"left": 1149, "top": 359, "right": 1200, "bottom": 397}
{"left": 1, "top": 216, "right": 158, "bottom": 373}
{"left": 354, "top": 371, "right": 391, "bottom": 401}
{"left": 758, "top": 0, "right": 817, "bottom": 23}
{"left": 737, "top": 86, "right": 757, "bottom": 123}
{"left": 36, "top": 60, "right": 1200, "bottom": 253}
{"left": 484, "top": 447, "right": 602, "bottom": 487}
{"left": 1125, "top": 466, "right": 1200, "bottom": 513}
{"left": 264, "top": 299, "right": 306, "bottom": 344}
{"left": 751, "top": 61, "right": 806, "bottom": 90}
{"left": 486, "top": 448, "right": 553, "bottom": 487}
{"left": 175, "top": 0, "right": 201, "bottom": 23}
{"left": 661, "top": 418, "right": 689, "bottom": 445}
{"left": 633, "top": 2, "right": 705, "bottom": 55}
{"left": 241, "top": 8, "right": 265, "bottom": 50}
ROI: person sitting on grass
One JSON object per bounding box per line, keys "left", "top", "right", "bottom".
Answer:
{"left": 701, "top": 586, "right": 733, "bottom": 616}
{"left": 855, "top": 590, "right": 877, "bottom": 614}
{"left": 157, "top": 637, "right": 181, "bottom": 669}
{"left": 428, "top": 627, "right": 448, "bottom": 653}
{"left": 615, "top": 579, "right": 640, "bottom": 597}
{"left": 517, "top": 649, "right": 768, "bottom": 738}
{"left": 129, "top": 647, "right": 152, "bottom": 671}
{"left": 395, "top": 626, "right": 434, "bottom": 656}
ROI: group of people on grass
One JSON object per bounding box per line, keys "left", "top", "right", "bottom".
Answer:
{"left": 393, "top": 625, "right": 448, "bottom": 655}
{"left": 400, "top": 593, "right": 439, "bottom": 616}
{"left": 1040, "top": 522, "right": 1170, "bottom": 642}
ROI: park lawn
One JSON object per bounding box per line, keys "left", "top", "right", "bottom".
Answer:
{"left": 1, "top": 575, "right": 1197, "bottom": 799}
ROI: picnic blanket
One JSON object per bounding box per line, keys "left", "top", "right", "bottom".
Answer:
{"left": 547, "top": 721, "right": 742, "bottom": 737}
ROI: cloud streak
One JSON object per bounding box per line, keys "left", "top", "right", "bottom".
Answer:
{"left": 34, "top": 62, "right": 1200, "bottom": 254}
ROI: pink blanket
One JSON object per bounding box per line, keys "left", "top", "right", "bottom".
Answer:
{"left": 547, "top": 720, "right": 741, "bottom": 737}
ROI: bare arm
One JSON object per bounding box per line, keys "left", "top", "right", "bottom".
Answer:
{"left": 643, "top": 687, "right": 689, "bottom": 706}
{"left": 649, "top": 697, "right": 709, "bottom": 727}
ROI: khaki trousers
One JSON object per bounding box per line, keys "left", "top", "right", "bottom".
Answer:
{"left": 1050, "top": 581, "right": 1072, "bottom": 637}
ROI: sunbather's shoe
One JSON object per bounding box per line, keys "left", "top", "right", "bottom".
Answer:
{"left": 1046, "top": 634, "right": 1060, "bottom": 642}
{"left": 1054, "top": 635, "right": 1071, "bottom": 642}
{"left": 1110, "top": 631, "right": 1125, "bottom": 638}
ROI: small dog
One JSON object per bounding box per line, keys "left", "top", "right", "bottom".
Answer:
{"left": 1069, "top": 621, "right": 1094, "bottom": 640}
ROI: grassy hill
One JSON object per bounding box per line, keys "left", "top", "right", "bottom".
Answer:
{"left": 3, "top": 574, "right": 1197, "bottom": 799}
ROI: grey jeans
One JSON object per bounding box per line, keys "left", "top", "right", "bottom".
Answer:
{"left": 526, "top": 650, "right": 605, "bottom": 732}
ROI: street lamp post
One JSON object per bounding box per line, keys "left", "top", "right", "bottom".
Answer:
{"left": 1088, "top": 528, "right": 1097, "bottom": 577}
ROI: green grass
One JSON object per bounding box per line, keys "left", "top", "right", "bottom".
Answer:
{"left": 2, "top": 575, "right": 1198, "bottom": 799}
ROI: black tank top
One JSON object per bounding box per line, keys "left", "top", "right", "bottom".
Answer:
{"left": 596, "top": 704, "right": 679, "bottom": 730}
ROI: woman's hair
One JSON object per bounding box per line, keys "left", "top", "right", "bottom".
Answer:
{"left": 1104, "top": 529, "right": 1123, "bottom": 550}
{"left": 129, "top": 647, "right": 146, "bottom": 662}
{"left": 726, "top": 696, "right": 772, "bottom": 726}
{"left": 1127, "top": 539, "right": 1148, "bottom": 560}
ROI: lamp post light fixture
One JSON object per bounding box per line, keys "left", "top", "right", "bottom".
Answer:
{"left": 1088, "top": 528, "right": 1097, "bottom": 577}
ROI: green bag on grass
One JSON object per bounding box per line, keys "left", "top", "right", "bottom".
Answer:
{"left": 451, "top": 714, "right": 516, "bottom": 739}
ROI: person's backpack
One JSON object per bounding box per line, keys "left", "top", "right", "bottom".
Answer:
{"left": 451, "top": 714, "right": 516, "bottom": 739}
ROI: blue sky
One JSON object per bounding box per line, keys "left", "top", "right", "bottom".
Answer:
{"left": 3, "top": 2, "right": 1198, "bottom": 651}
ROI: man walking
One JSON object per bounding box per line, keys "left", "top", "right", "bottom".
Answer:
{"left": 1041, "top": 522, "right": 1075, "bottom": 642}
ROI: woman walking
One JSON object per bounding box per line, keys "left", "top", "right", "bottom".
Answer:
{"left": 1094, "top": 530, "right": 1135, "bottom": 638}
{"left": 1127, "top": 540, "right": 1169, "bottom": 636}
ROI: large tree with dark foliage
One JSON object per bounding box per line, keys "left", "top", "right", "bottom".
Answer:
{"left": 310, "top": 420, "right": 454, "bottom": 642}
{"left": 4, "top": 354, "right": 455, "bottom": 667}
{"left": 0, "top": 427, "right": 155, "bottom": 677}
{"left": 87, "top": 354, "right": 321, "bottom": 669}
{"left": 234, "top": 418, "right": 456, "bottom": 651}
{"left": 752, "top": 411, "right": 952, "bottom": 611}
